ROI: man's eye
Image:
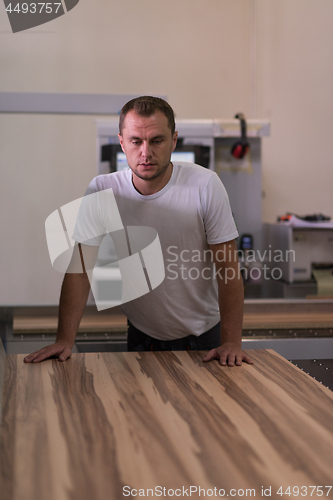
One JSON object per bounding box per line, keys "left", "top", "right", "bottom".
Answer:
{"left": 132, "top": 141, "right": 140, "bottom": 145}
{"left": 153, "top": 140, "right": 162, "bottom": 144}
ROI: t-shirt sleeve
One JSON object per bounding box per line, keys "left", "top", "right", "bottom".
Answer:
{"left": 201, "top": 172, "right": 238, "bottom": 244}
{"left": 71, "top": 177, "right": 123, "bottom": 246}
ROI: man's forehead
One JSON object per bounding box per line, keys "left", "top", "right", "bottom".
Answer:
{"left": 122, "top": 111, "right": 170, "bottom": 135}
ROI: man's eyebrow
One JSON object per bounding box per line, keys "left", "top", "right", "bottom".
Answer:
{"left": 128, "top": 134, "right": 166, "bottom": 141}
{"left": 151, "top": 135, "right": 166, "bottom": 139}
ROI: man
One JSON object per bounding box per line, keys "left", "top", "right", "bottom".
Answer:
{"left": 24, "top": 96, "right": 253, "bottom": 367}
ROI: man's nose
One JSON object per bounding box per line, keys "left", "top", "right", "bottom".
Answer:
{"left": 141, "top": 141, "right": 152, "bottom": 159}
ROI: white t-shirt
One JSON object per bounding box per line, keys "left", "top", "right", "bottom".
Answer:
{"left": 73, "top": 162, "right": 238, "bottom": 340}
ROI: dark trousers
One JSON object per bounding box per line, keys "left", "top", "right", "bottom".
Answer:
{"left": 127, "top": 321, "right": 220, "bottom": 352}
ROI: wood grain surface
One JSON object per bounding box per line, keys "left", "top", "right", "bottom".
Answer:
{"left": 1, "top": 350, "right": 333, "bottom": 500}
{"left": 13, "top": 314, "right": 128, "bottom": 334}
{"left": 0, "top": 338, "right": 6, "bottom": 423}
{"left": 243, "top": 311, "right": 333, "bottom": 329}
{"left": 13, "top": 309, "right": 333, "bottom": 334}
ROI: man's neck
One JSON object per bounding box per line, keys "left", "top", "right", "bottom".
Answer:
{"left": 132, "top": 163, "right": 173, "bottom": 196}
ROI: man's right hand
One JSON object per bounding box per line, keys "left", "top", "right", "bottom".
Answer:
{"left": 24, "top": 341, "right": 72, "bottom": 363}
{"left": 24, "top": 246, "right": 95, "bottom": 364}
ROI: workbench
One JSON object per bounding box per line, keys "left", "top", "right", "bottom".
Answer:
{"left": 1, "top": 349, "right": 333, "bottom": 500}
{"left": 2, "top": 300, "right": 333, "bottom": 359}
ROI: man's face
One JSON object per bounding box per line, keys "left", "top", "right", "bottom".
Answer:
{"left": 118, "top": 111, "right": 178, "bottom": 184}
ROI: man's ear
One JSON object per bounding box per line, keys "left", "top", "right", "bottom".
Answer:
{"left": 172, "top": 131, "right": 178, "bottom": 152}
{"left": 118, "top": 133, "right": 125, "bottom": 153}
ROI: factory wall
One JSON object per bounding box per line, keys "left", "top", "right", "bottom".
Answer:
{"left": 0, "top": 0, "right": 332, "bottom": 304}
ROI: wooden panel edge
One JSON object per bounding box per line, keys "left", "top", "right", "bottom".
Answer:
{"left": 0, "top": 338, "right": 6, "bottom": 425}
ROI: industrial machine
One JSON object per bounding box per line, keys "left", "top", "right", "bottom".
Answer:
{"left": 264, "top": 220, "right": 333, "bottom": 298}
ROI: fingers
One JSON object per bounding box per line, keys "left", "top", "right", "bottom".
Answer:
{"left": 58, "top": 347, "right": 72, "bottom": 362}
{"left": 242, "top": 353, "right": 254, "bottom": 365}
{"left": 24, "top": 344, "right": 72, "bottom": 363}
{"left": 202, "top": 346, "right": 254, "bottom": 367}
{"left": 24, "top": 348, "right": 48, "bottom": 363}
{"left": 202, "top": 348, "right": 219, "bottom": 363}
{"left": 227, "top": 352, "right": 245, "bottom": 367}
{"left": 202, "top": 348, "right": 236, "bottom": 366}
{"left": 219, "top": 351, "right": 253, "bottom": 367}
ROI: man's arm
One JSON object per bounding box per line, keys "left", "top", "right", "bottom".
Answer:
{"left": 202, "top": 239, "right": 253, "bottom": 367}
{"left": 24, "top": 244, "right": 97, "bottom": 363}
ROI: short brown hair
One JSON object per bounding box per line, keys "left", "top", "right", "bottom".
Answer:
{"left": 119, "top": 96, "right": 175, "bottom": 136}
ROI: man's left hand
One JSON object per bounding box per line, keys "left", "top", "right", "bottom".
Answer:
{"left": 202, "top": 342, "right": 254, "bottom": 366}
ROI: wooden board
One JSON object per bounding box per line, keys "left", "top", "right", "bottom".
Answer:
{"left": 13, "top": 310, "right": 333, "bottom": 334}
{"left": 243, "top": 311, "right": 333, "bottom": 329}
{"left": 13, "top": 314, "right": 128, "bottom": 334}
{"left": 1, "top": 350, "right": 333, "bottom": 500}
{"left": 0, "top": 338, "right": 6, "bottom": 423}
